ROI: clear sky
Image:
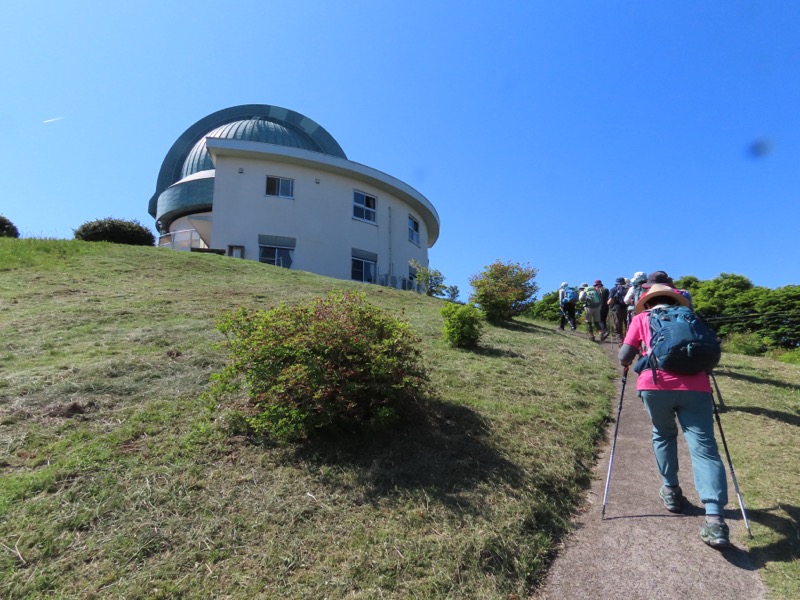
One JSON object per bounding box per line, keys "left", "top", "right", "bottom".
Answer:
{"left": 2, "top": 1, "right": 798, "bottom": 299}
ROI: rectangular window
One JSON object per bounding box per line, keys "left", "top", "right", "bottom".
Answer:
{"left": 408, "top": 215, "right": 420, "bottom": 245}
{"left": 266, "top": 176, "right": 294, "bottom": 198}
{"left": 259, "top": 246, "right": 294, "bottom": 269}
{"left": 353, "top": 191, "right": 376, "bottom": 223}
{"left": 351, "top": 257, "right": 376, "bottom": 283}
{"left": 228, "top": 245, "right": 244, "bottom": 259}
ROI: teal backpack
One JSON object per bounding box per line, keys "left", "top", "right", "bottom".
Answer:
{"left": 634, "top": 305, "right": 721, "bottom": 382}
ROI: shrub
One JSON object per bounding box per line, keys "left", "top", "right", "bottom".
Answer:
{"left": 777, "top": 349, "right": 800, "bottom": 365}
{"left": 441, "top": 302, "right": 484, "bottom": 348}
{"left": 0, "top": 215, "right": 20, "bottom": 238}
{"left": 721, "top": 331, "right": 767, "bottom": 356}
{"left": 469, "top": 260, "right": 539, "bottom": 322}
{"left": 527, "top": 290, "right": 561, "bottom": 323}
{"left": 73, "top": 218, "right": 155, "bottom": 246}
{"left": 209, "top": 291, "right": 430, "bottom": 441}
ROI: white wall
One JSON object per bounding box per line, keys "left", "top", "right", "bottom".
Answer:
{"left": 209, "top": 155, "right": 429, "bottom": 282}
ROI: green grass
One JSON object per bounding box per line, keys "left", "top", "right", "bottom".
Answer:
{"left": 709, "top": 356, "right": 800, "bottom": 599}
{"left": 0, "top": 238, "right": 797, "bottom": 598}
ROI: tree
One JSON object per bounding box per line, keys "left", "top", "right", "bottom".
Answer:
{"left": 0, "top": 215, "right": 20, "bottom": 238}
{"left": 444, "top": 285, "right": 461, "bottom": 303}
{"left": 469, "top": 260, "right": 539, "bottom": 321}
{"left": 754, "top": 285, "right": 800, "bottom": 349}
{"left": 409, "top": 260, "right": 446, "bottom": 297}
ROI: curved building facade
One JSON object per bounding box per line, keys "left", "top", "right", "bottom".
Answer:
{"left": 149, "top": 104, "right": 439, "bottom": 288}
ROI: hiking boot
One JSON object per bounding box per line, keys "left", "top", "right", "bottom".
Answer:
{"left": 600, "top": 331, "right": 609, "bottom": 341}
{"left": 659, "top": 486, "right": 683, "bottom": 513}
{"left": 700, "top": 521, "right": 730, "bottom": 549}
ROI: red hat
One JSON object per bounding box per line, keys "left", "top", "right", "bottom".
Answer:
{"left": 594, "top": 279, "right": 603, "bottom": 286}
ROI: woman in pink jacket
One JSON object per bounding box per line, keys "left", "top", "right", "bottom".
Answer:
{"left": 618, "top": 283, "right": 730, "bottom": 548}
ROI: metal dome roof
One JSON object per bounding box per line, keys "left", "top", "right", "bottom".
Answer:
{"left": 181, "top": 117, "right": 332, "bottom": 179}
{"left": 149, "top": 104, "right": 347, "bottom": 219}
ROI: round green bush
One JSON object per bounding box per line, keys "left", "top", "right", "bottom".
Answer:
{"left": 0, "top": 215, "right": 20, "bottom": 238}
{"left": 721, "top": 331, "right": 767, "bottom": 356}
{"left": 210, "top": 291, "right": 430, "bottom": 441}
{"left": 441, "top": 302, "right": 484, "bottom": 348}
{"left": 73, "top": 218, "right": 155, "bottom": 246}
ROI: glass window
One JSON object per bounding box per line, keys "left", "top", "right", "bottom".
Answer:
{"left": 266, "top": 176, "right": 294, "bottom": 198}
{"left": 408, "top": 216, "right": 420, "bottom": 245}
{"left": 351, "top": 257, "right": 376, "bottom": 283}
{"left": 259, "top": 246, "right": 293, "bottom": 269}
{"left": 228, "top": 245, "right": 244, "bottom": 259}
{"left": 353, "top": 191, "right": 376, "bottom": 222}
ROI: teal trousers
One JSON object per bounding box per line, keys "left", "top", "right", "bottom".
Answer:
{"left": 639, "top": 390, "right": 729, "bottom": 515}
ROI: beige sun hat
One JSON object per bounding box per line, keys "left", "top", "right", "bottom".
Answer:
{"left": 634, "top": 283, "right": 691, "bottom": 314}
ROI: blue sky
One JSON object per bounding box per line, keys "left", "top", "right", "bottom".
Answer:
{"left": 2, "top": 1, "right": 798, "bottom": 299}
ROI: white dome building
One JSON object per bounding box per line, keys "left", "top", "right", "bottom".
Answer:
{"left": 148, "top": 104, "right": 439, "bottom": 290}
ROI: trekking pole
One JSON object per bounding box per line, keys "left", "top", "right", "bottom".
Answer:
{"left": 710, "top": 370, "right": 727, "bottom": 412}
{"left": 601, "top": 366, "right": 628, "bottom": 519}
{"left": 709, "top": 372, "right": 753, "bottom": 538}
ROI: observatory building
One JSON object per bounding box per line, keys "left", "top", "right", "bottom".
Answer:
{"left": 148, "top": 104, "right": 439, "bottom": 289}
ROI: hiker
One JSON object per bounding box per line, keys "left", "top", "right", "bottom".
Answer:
{"left": 594, "top": 279, "right": 610, "bottom": 333}
{"left": 558, "top": 282, "right": 578, "bottom": 331}
{"left": 639, "top": 269, "right": 694, "bottom": 306}
{"left": 625, "top": 271, "right": 647, "bottom": 325}
{"left": 608, "top": 277, "right": 630, "bottom": 342}
{"left": 579, "top": 282, "right": 608, "bottom": 342}
{"left": 618, "top": 283, "right": 730, "bottom": 548}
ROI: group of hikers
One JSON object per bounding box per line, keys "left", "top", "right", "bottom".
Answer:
{"left": 559, "top": 270, "right": 733, "bottom": 549}
{"left": 557, "top": 272, "right": 649, "bottom": 342}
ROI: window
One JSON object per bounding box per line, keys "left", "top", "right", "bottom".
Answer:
{"left": 351, "top": 257, "right": 376, "bottom": 283}
{"left": 353, "top": 191, "right": 376, "bottom": 222}
{"left": 408, "top": 215, "right": 420, "bottom": 245}
{"left": 266, "top": 176, "right": 294, "bottom": 198}
{"left": 228, "top": 245, "right": 244, "bottom": 259}
{"left": 259, "top": 246, "right": 294, "bottom": 269}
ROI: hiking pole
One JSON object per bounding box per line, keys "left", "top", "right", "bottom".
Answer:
{"left": 710, "top": 370, "right": 727, "bottom": 412}
{"left": 709, "top": 373, "right": 753, "bottom": 538}
{"left": 601, "top": 366, "right": 628, "bottom": 519}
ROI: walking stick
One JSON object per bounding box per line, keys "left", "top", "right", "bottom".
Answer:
{"left": 710, "top": 369, "right": 727, "bottom": 412}
{"left": 601, "top": 366, "right": 628, "bottom": 519}
{"left": 709, "top": 372, "right": 753, "bottom": 538}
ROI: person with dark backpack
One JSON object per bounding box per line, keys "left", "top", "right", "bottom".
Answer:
{"left": 594, "top": 279, "right": 610, "bottom": 334}
{"left": 608, "top": 276, "right": 630, "bottom": 343}
{"left": 558, "top": 282, "right": 577, "bottom": 331}
{"left": 618, "top": 283, "right": 729, "bottom": 549}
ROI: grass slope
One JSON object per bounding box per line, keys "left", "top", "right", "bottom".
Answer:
{"left": 0, "top": 239, "right": 797, "bottom": 598}
{"left": 0, "top": 239, "right": 614, "bottom": 599}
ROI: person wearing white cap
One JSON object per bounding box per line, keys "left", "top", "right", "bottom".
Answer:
{"left": 624, "top": 271, "right": 647, "bottom": 325}
{"left": 618, "top": 283, "right": 730, "bottom": 549}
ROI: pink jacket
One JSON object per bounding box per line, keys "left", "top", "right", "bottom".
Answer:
{"left": 623, "top": 311, "right": 712, "bottom": 393}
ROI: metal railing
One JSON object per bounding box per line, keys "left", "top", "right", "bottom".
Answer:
{"left": 157, "top": 230, "right": 208, "bottom": 251}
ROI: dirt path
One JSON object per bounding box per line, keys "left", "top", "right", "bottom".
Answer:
{"left": 534, "top": 341, "right": 766, "bottom": 599}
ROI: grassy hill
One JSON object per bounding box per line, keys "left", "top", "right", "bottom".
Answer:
{"left": 0, "top": 239, "right": 797, "bottom": 599}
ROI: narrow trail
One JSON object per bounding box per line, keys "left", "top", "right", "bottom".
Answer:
{"left": 534, "top": 340, "right": 765, "bottom": 599}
